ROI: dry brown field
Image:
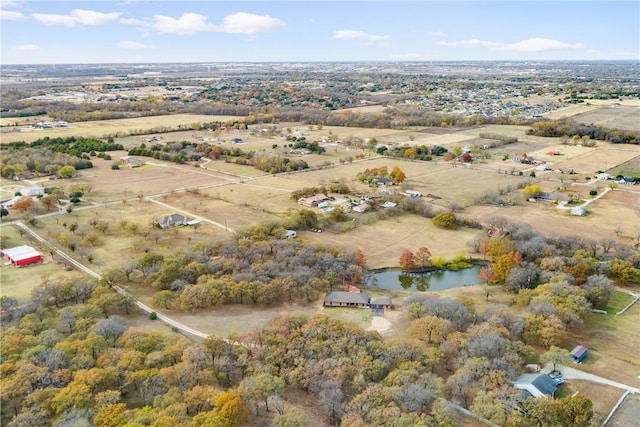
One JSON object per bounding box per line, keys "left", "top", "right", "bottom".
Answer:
{"left": 463, "top": 186, "right": 640, "bottom": 244}
{"left": 570, "top": 106, "right": 640, "bottom": 132}
{"left": 0, "top": 114, "right": 242, "bottom": 144}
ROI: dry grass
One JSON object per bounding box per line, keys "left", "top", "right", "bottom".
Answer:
{"left": 559, "top": 380, "right": 625, "bottom": 418}
{"left": 0, "top": 114, "right": 242, "bottom": 144}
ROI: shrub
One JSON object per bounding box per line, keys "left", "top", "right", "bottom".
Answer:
{"left": 589, "top": 190, "right": 598, "bottom": 196}
{"left": 149, "top": 312, "right": 157, "bottom": 320}
{"left": 432, "top": 212, "right": 458, "bottom": 230}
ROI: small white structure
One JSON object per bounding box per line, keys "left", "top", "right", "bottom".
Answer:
{"left": 404, "top": 190, "right": 422, "bottom": 198}
{"left": 570, "top": 206, "right": 587, "bottom": 216}
{"left": 284, "top": 230, "right": 297, "bottom": 239}
{"left": 21, "top": 187, "right": 44, "bottom": 197}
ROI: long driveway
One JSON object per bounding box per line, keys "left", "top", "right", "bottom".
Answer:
{"left": 12, "top": 221, "right": 210, "bottom": 340}
{"left": 543, "top": 363, "right": 640, "bottom": 394}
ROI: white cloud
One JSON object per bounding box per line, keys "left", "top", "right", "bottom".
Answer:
{"left": 15, "top": 44, "right": 40, "bottom": 51}
{"left": 147, "top": 12, "right": 283, "bottom": 36}
{"left": 334, "top": 30, "right": 390, "bottom": 43}
{"left": 32, "top": 9, "right": 121, "bottom": 26}
{"left": 1, "top": 9, "right": 25, "bottom": 20}
{"left": 428, "top": 31, "right": 445, "bottom": 37}
{"left": 437, "top": 37, "right": 583, "bottom": 52}
{"left": 214, "top": 12, "right": 283, "bottom": 34}
{"left": 151, "top": 13, "right": 215, "bottom": 35}
{"left": 118, "top": 41, "right": 154, "bottom": 50}
{"left": 498, "top": 38, "right": 583, "bottom": 52}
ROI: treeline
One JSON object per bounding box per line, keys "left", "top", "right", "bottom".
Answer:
{"left": 2, "top": 136, "right": 124, "bottom": 157}
{"left": 129, "top": 142, "right": 310, "bottom": 174}
{"left": 377, "top": 143, "right": 448, "bottom": 160}
{"left": 528, "top": 118, "right": 640, "bottom": 144}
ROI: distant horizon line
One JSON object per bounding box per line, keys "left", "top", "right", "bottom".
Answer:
{"left": 2, "top": 59, "right": 640, "bottom": 67}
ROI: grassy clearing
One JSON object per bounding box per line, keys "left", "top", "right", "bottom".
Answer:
{"left": 566, "top": 293, "right": 640, "bottom": 389}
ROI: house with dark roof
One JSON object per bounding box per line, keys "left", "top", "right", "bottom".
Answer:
{"left": 570, "top": 345, "right": 588, "bottom": 363}
{"left": 323, "top": 291, "right": 370, "bottom": 308}
{"left": 370, "top": 298, "right": 393, "bottom": 310}
{"left": 155, "top": 213, "right": 195, "bottom": 229}
{"left": 513, "top": 373, "right": 558, "bottom": 399}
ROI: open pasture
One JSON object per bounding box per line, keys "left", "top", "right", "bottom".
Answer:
{"left": 571, "top": 106, "right": 640, "bottom": 132}
{"left": 299, "top": 214, "right": 482, "bottom": 269}
{"left": 70, "top": 153, "right": 238, "bottom": 201}
{"left": 0, "top": 114, "right": 242, "bottom": 144}
{"left": 548, "top": 144, "right": 640, "bottom": 175}
{"left": 463, "top": 185, "right": 640, "bottom": 243}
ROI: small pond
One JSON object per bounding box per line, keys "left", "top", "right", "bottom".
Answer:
{"left": 370, "top": 265, "right": 482, "bottom": 292}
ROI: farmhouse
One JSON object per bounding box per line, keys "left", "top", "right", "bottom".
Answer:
{"left": 570, "top": 345, "right": 588, "bottom": 363}
{"left": 352, "top": 203, "right": 371, "bottom": 213}
{"left": 298, "top": 194, "right": 329, "bottom": 207}
{"left": 323, "top": 291, "right": 370, "bottom": 308}
{"left": 513, "top": 373, "right": 557, "bottom": 399}
{"left": 2, "top": 245, "right": 43, "bottom": 267}
{"left": 155, "top": 213, "right": 195, "bottom": 229}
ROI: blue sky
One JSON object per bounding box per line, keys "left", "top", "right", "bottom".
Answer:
{"left": 1, "top": 1, "right": 638, "bottom": 64}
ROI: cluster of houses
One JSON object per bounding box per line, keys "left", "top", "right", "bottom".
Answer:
{"left": 31, "top": 121, "right": 68, "bottom": 129}
{"left": 595, "top": 172, "right": 636, "bottom": 184}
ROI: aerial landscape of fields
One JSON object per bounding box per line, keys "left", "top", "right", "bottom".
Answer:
{"left": 1, "top": 1, "right": 639, "bottom": 427}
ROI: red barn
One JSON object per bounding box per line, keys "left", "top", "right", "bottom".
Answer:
{"left": 2, "top": 245, "right": 42, "bottom": 267}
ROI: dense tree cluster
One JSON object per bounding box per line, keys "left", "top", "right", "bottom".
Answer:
{"left": 527, "top": 119, "right": 639, "bottom": 144}
{"left": 3, "top": 219, "right": 639, "bottom": 426}
{"left": 139, "top": 237, "right": 362, "bottom": 312}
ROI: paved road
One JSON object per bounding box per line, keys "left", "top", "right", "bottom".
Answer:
{"left": 543, "top": 363, "right": 640, "bottom": 393}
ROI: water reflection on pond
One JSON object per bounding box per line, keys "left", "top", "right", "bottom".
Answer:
{"left": 371, "top": 265, "right": 482, "bottom": 292}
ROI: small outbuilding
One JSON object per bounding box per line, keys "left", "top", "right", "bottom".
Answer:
{"left": 2, "top": 245, "right": 43, "bottom": 267}
{"left": 283, "top": 230, "right": 297, "bottom": 239}
{"left": 570, "top": 345, "right": 588, "bottom": 363}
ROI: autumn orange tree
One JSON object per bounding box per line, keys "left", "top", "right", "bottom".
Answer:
{"left": 390, "top": 166, "right": 406, "bottom": 184}
{"left": 398, "top": 249, "right": 416, "bottom": 270}
{"left": 414, "top": 247, "right": 432, "bottom": 269}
